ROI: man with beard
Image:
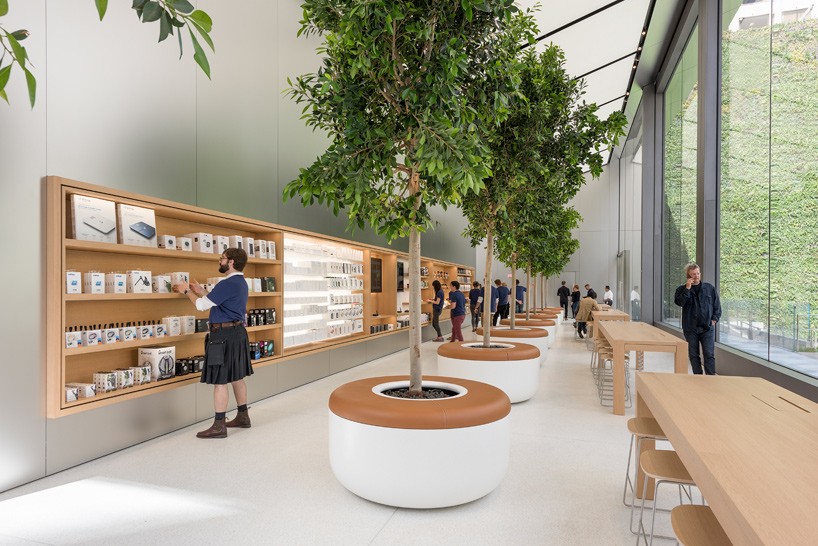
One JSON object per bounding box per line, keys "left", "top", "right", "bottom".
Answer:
{"left": 175, "top": 248, "right": 253, "bottom": 438}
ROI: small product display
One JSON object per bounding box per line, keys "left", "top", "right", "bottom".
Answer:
{"left": 249, "top": 340, "right": 275, "bottom": 360}
{"left": 93, "top": 371, "right": 117, "bottom": 393}
{"left": 105, "top": 272, "right": 127, "bottom": 294}
{"left": 83, "top": 272, "right": 105, "bottom": 294}
{"left": 157, "top": 234, "right": 176, "bottom": 249}
{"left": 247, "top": 308, "right": 276, "bottom": 326}
{"left": 175, "top": 358, "right": 191, "bottom": 376}
{"left": 152, "top": 274, "right": 171, "bottom": 293}
{"left": 184, "top": 232, "right": 213, "bottom": 253}
{"left": 81, "top": 327, "right": 102, "bottom": 347}
{"left": 267, "top": 241, "right": 276, "bottom": 259}
{"left": 101, "top": 327, "right": 119, "bottom": 344}
{"left": 113, "top": 368, "right": 135, "bottom": 389}
{"left": 126, "top": 270, "right": 152, "bottom": 293}
{"left": 116, "top": 203, "right": 158, "bottom": 247}
{"left": 214, "top": 235, "right": 229, "bottom": 253}
{"left": 64, "top": 328, "right": 81, "bottom": 349}
{"left": 255, "top": 239, "right": 267, "bottom": 259}
{"left": 162, "top": 316, "right": 182, "bottom": 337}
{"left": 228, "top": 235, "right": 244, "bottom": 250}
{"left": 70, "top": 194, "right": 118, "bottom": 243}
{"left": 66, "top": 271, "right": 82, "bottom": 294}
{"left": 195, "top": 318, "right": 209, "bottom": 332}
{"left": 66, "top": 382, "right": 96, "bottom": 398}
{"left": 138, "top": 346, "right": 176, "bottom": 381}
{"left": 176, "top": 237, "right": 192, "bottom": 251}
{"left": 180, "top": 316, "right": 196, "bottom": 335}
{"left": 119, "top": 323, "right": 138, "bottom": 342}
{"left": 64, "top": 385, "right": 79, "bottom": 403}
{"left": 245, "top": 236, "right": 255, "bottom": 257}
{"left": 130, "top": 365, "right": 152, "bottom": 386}
{"left": 135, "top": 323, "right": 155, "bottom": 340}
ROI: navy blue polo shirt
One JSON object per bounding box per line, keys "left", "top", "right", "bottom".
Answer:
{"left": 433, "top": 289, "right": 445, "bottom": 311}
{"left": 449, "top": 290, "right": 466, "bottom": 317}
{"left": 206, "top": 274, "right": 248, "bottom": 323}
{"left": 497, "top": 285, "right": 510, "bottom": 305}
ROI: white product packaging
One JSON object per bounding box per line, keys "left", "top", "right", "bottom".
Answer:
{"left": 245, "top": 278, "right": 254, "bottom": 292}
{"left": 158, "top": 234, "right": 177, "bottom": 249}
{"left": 244, "top": 237, "right": 255, "bottom": 257}
{"left": 253, "top": 278, "right": 262, "bottom": 292}
{"left": 162, "top": 316, "right": 181, "bottom": 337}
{"left": 82, "top": 329, "right": 102, "bottom": 346}
{"left": 126, "top": 270, "right": 152, "bottom": 293}
{"left": 101, "top": 328, "right": 119, "bottom": 345}
{"left": 177, "top": 237, "right": 193, "bottom": 252}
{"left": 267, "top": 241, "right": 276, "bottom": 260}
{"left": 65, "top": 330, "right": 80, "bottom": 349}
{"left": 255, "top": 240, "right": 267, "bottom": 259}
{"left": 169, "top": 272, "right": 190, "bottom": 286}
{"left": 67, "top": 383, "right": 96, "bottom": 398}
{"left": 93, "top": 371, "right": 117, "bottom": 393}
{"left": 83, "top": 272, "right": 105, "bottom": 294}
{"left": 138, "top": 346, "right": 176, "bottom": 381}
{"left": 130, "top": 365, "right": 152, "bottom": 385}
{"left": 69, "top": 194, "right": 118, "bottom": 243}
{"left": 154, "top": 323, "right": 167, "bottom": 338}
{"left": 214, "top": 235, "right": 229, "bottom": 253}
{"left": 64, "top": 386, "right": 79, "bottom": 403}
{"left": 105, "top": 273, "right": 127, "bottom": 294}
{"left": 184, "top": 232, "right": 213, "bottom": 253}
{"left": 113, "top": 368, "right": 135, "bottom": 389}
{"left": 152, "top": 274, "right": 171, "bottom": 293}
{"left": 180, "top": 316, "right": 196, "bottom": 335}
{"left": 119, "top": 325, "right": 137, "bottom": 342}
{"left": 228, "top": 235, "right": 244, "bottom": 250}
{"left": 66, "top": 271, "right": 82, "bottom": 294}
{"left": 116, "top": 203, "right": 158, "bottom": 247}
{"left": 136, "top": 324, "right": 155, "bottom": 340}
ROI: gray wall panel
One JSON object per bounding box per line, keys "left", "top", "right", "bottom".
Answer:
{"left": 0, "top": 1, "right": 48, "bottom": 493}
{"left": 278, "top": 352, "right": 330, "bottom": 392}
{"left": 329, "top": 344, "right": 368, "bottom": 375}
{"left": 46, "top": 386, "right": 197, "bottom": 474}
{"left": 366, "top": 333, "right": 409, "bottom": 361}
{"left": 193, "top": 364, "right": 279, "bottom": 422}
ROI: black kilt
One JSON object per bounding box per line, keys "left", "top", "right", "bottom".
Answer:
{"left": 201, "top": 324, "right": 253, "bottom": 385}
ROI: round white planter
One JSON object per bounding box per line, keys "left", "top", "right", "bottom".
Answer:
{"left": 504, "top": 319, "right": 557, "bottom": 348}
{"left": 476, "top": 326, "right": 549, "bottom": 364}
{"left": 437, "top": 342, "right": 541, "bottom": 403}
{"left": 328, "top": 376, "right": 511, "bottom": 509}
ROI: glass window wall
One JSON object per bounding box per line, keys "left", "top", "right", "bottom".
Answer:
{"left": 618, "top": 101, "right": 643, "bottom": 321}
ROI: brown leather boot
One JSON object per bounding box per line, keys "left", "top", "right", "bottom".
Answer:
{"left": 196, "top": 417, "right": 227, "bottom": 439}
{"left": 225, "top": 409, "right": 251, "bottom": 428}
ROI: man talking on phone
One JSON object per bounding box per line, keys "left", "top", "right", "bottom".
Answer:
{"left": 674, "top": 262, "right": 721, "bottom": 375}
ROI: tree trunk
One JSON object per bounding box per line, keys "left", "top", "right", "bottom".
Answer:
{"left": 530, "top": 269, "right": 536, "bottom": 317}
{"left": 509, "top": 258, "right": 517, "bottom": 329}
{"left": 525, "top": 264, "right": 531, "bottom": 320}
{"left": 408, "top": 176, "right": 423, "bottom": 396}
{"left": 482, "top": 230, "right": 494, "bottom": 348}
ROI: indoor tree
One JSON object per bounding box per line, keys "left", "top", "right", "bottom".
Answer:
{"left": 284, "top": 0, "right": 535, "bottom": 396}
{"left": 462, "top": 44, "right": 626, "bottom": 347}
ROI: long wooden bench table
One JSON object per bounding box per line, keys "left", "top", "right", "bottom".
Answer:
{"left": 636, "top": 373, "right": 818, "bottom": 545}
{"left": 597, "top": 321, "right": 688, "bottom": 415}
{"left": 589, "top": 308, "right": 630, "bottom": 339}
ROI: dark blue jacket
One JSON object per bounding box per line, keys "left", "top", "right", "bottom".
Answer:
{"left": 674, "top": 282, "right": 721, "bottom": 334}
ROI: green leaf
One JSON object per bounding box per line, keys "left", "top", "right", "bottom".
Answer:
{"left": 170, "top": 0, "right": 195, "bottom": 14}
{"left": 6, "top": 33, "right": 27, "bottom": 67}
{"left": 95, "top": 0, "right": 108, "bottom": 20}
{"left": 0, "top": 65, "right": 11, "bottom": 91}
{"left": 132, "top": 0, "right": 148, "bottom": 8}
{"left": 189, "top": 20, "right": 214, "bottom": 52}
{"left": 11, "top": 30, "right": 30, "bottom": 41}
{"left": 188, "top": 28, "right": 210, "bottom": 79}
{"left": 189, "top": 10, "right": 212, "bottom": 33}
{"left": 141, "top": 1, "right": 163, "bottom": 22}
{"left": 23, "top": 66, "right": 36, "bottom": 108}
{"left": 176, "top": 28, "right": 184, "bottom": 58}
{"left": 171, "top": 16, "right": 185, "bottom": 28}
{"left": 0, "top": 88, "right": 8, "bottom": 104}
{"left": 0, "top": 0, "right": 7, "bottom": 17}
{"left": 159, "top": 11, "right": 171, "bottom": 42}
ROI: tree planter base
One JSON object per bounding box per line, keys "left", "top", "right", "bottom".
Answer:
{"left": 501, "top": 319, "right": 557, "bottom": 348}
{"left": 437, "top": 342, "right": 540, "bottom": 403}
{"left": 328, "top": 376, "right": 511, "bottom": 509}
{"left": 475, "top": 326, "right": 549, "bottom": 364}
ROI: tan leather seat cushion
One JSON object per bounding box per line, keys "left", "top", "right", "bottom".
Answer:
{"left": 475, "top": 327, "right": 548, "bottom": 339}
{"left": 515, "top": 313, "right": 557, "bottom": 320}
{"left": 328, "top": 375, "right": 511, "bottom": 429}
{"left": 437, "top": 341, "right": 540, "bottom": 361}
{"left": 500, "top": 319, "right": 556, "bottom": 327}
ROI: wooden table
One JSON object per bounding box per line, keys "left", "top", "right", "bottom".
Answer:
{"left": 636, "top": 373, "right": 818, "bottom": 545}
{"left": 597, "top": 321, "right": 688, "bottom": 415}
{"left": 590, "top": 308, "right": 630, "bottom": 339}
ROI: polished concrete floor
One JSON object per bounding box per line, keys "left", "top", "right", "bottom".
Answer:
{"left": 0, "top": 321, "right": 678, "bottom": 545}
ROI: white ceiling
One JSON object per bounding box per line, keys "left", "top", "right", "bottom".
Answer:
{"left": 515, "top": 0, "right": 656, "bottom": 166}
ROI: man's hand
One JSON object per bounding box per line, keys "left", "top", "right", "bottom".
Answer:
{"left": 190, "top": 280, "right": 205, "bottom": 297}
{"left": 173, "top": 282, "right": 190, "bottom": 294}
{"left": 685, "top": 278, "right": 693, "bottom": 290}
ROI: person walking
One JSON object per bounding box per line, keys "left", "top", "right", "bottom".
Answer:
{"left": 425, "top": 280, "right": 445, "bottom": 342}
{"left": 468, "top": 281, "right": 482, "bottom": 330}
{"left": 557, "top": 281, "right": 571, "bottom": 319}
{"left": 174, "top": 248, "right": 254, "bottom": 439}
{"left": 571, "top": 284, "right": 581, "bottom": 318}
{"left": 674, "top": 263, "right": 721, "bottom": 375}
{"left": 493, "top": 280, "right": 510, "bottom": 326}
{"left": 575, "top": 289, "right": 599, "bottom": 339}
{"left": 515, "top": 280, "right": 527, "bottom": 314}
{"left": 448, "top": 280, "right": 466, "bottom": 342}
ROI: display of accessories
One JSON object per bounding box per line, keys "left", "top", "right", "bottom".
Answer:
{"left": 184, "top": 232, "right": 213, "bottom": 253}
{"left": 247, "top": 308, "right": 277, "bottom": 327}
{"left": 116, "top": 203, "right": 158, "bottom": 248}
{"left": 70, "top": 194, "right": 118, "bottom": 244}
{"left": 139, "top": 346, "right": 176, "bottom": 381}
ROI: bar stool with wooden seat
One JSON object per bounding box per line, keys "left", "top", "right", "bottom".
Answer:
{"left": 623, "top": 418, "right": 667, "bottom": 519}
{"left": 670, "top": 505, "right": 732, "bottom": 546}
{"left": 636, "top": 449, "right": 698, "bottom": 545}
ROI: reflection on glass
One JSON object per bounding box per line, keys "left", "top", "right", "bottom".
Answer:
{"left": 720, "top": 0, "right": 818, "bottom": 379}
{"left": 662, "top": 25, "right": 699, "bottom": 326}
{"left": 619, "top": 101, "right": 643, "bottom": 321}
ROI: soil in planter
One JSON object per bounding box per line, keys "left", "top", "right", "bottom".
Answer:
{"left": 382, "top": 387, "right": 459, "bottom": 399}
{"left": 467, "top": 344, "right": 512, "bottom": 349}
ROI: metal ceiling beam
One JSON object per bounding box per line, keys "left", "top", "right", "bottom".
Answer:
{"left": 527, "top": 0, "right": 628, "bottom": 45}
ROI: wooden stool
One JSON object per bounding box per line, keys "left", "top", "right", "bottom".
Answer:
{"left": 671, "top": 505, "right": 732, "bottom": 545}
{"left": 636, "top": 450, "right": 697, "bottom": 545}
{"left": 624, "top": 418, "right": 667, "bottom": 532}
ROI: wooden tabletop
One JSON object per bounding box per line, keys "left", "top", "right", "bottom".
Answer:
{"left": 597, "top": 320, "right": 683, "bottom": 347}
{"left": 636, "top": 373, "right": 818, "bottom": 545}
{"left": 591, "top": 308, "right": 630, "bottom": 321}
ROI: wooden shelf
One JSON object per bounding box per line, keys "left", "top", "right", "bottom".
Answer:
{"left": 64, "top": 239, "right": 281, "bottom": 264}
{"left": 63, "top": 373, "right": 201, "bottom": 408}
{"left": 65, "top": 332, "right": 207, "bottom": 355}
{"left": 65, "top": 292, "right": 282, "bottom": 301}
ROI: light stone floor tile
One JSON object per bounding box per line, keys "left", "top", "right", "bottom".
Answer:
{"left": 0, "top": 321, "right": 680, "bottom": 545}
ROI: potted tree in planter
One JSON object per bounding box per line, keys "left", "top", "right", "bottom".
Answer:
{"left": 285, "top": 0, "right": 535, "bottom": 508}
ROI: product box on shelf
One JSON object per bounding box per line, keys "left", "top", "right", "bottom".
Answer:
{"left": 175, "top": 358, "right": 191, "bottom": 376}
{"left": 169, "top": 272, "right": 190, "bottom": 286}
{"left": 105, "top": 273, "right": 126, "bottom": 294}
{"left": 66, "top": 271, "right": 82, "bottom": 294}
{"left": 126, "top": 270, "right": 152, "bottom": 293}
{"left": 81, "top": 328, "right": 102, "bottom": 346}
{"left": 214, "top": 235, "right": 229, "bottom": 253}
{"left": 195, "top": 318, "right": 209, "bottom": 332}
{"left": 154, "top": 323, "right": 167, "bottom": 338}
{"left": 180, "top": 316, "right": 196, "bottom": 335}
{"left": 190, "top": 355, "right": 204, "bottom": 373}
{"left": 64, "top": 330, "right": 81, "bottom": 349}
{"left": 177, "top": 237, "right": 193, "bottom": 252}
{"left": 162, "top": 316, "right": 181, "bottom": 337}
{"left": 66, "top": 382, "right": 96, "bottom": 398}
{"left": 152, "top": 274, "right": 171, "bottom": 293}
{"left": 113, "top": 368, "right": 135, "bottom": 389}
{"left": 93, "top": 371, "right": 117, "bottom": 393}
{"left": 245, "top": 237, "right": 255, "bottom": 257}
{"left": 267, "top": 241, "right": 276, "bottom": 260}
{"left": 116, "top": 203, "right": 157, "bottom": 248}
{"left": 157, "top": 234, "right": 176, "bottom": 249}
{"left": 119, "top": 324, "right": 137, "bottom": 342}
{"left": 64, "top": 385, "right": 79, "bottom": 403}
{"left": 130, "top": 365, "right": 152, "bottom": 385}
{"left": 228, "top": 235, "right": 244, "bottom": 250}
{"left": 83, "top": 272, "right": 105, "bottom": 294}
{"left": 101, "top": 327, "right": 118, "bottom": 344}
{"left": 255, "top": 240, "right": 267, "bottom": 259}
{"left": 184, "top": 233, "right": 213, "bottom": 253}
{"left": 136, "top": 324, "right": 155, "bottom": 340}
{"left": 252, "top": 278, "right": 262, "bottom": 293}
{"left": 138, "top": 346, "right": 176, "bottom": 381}
{"left": 69, "top": 194, "right": 118, "bottom": 244}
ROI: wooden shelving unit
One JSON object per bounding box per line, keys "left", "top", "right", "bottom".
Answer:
{"left": 47, "top": 176, "right": 475, "bottom": 418}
